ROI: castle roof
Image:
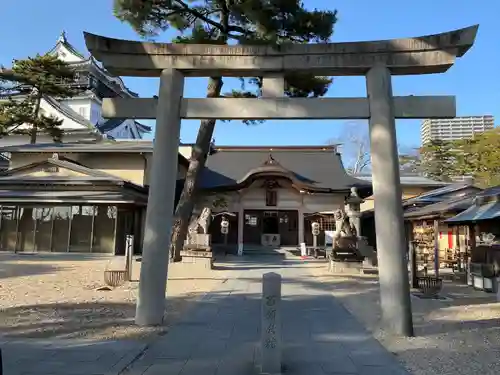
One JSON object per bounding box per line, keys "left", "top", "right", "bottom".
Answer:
{"left": 48, "top": 31, "right": 138, "bottom": 98}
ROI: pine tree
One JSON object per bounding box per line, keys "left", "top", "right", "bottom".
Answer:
{"left": 458, "top": 128, "right": 500, "bottom": 187}
{"left": 114, "top": 0, "right": 338, "bottom": 261}
{"left": 0, "top": 54, "right": 79, "bottom": 144}
{"left": 419, "top": 139, "right": 456, "bottom": 181}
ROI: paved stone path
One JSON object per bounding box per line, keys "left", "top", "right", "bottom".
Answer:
{"left": 126, "top": 256, "right": 410, "bottom": 375}
{"left": 1, "top": 256, "right": 411, "bottom": 375}
{"left": 1, "top": 338, "right": 145, "bottom": 375}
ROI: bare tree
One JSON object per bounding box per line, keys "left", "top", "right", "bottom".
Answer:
{"left": 328, "top": 121, "right": 370, "bottom": 175}
{"left": 398, "top": 144, "right": 421, "bottom": 174}
{"left": 328, "top": 121, "right": 420, "bottom": 175}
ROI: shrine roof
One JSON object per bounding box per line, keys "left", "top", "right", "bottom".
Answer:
{"left": 199, "top": 146, "right": 372, "bottom": 197}
{"left": 356, "top": 174, "right": 449, "bottom": 187}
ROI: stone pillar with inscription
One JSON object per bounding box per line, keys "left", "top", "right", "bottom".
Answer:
{"left": 261, "top": 272, "right": 282, "bottom": 374}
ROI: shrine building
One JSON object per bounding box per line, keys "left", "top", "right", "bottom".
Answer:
{"left": 0, "top": 141, "right": 375, "bottom": 254}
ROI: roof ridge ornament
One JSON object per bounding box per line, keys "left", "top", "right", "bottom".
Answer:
{"left": 58, "top": 31, "right": 67, "bottom": 44}
{"left": 264, "top": 153, "right": 279, "bottom": 166}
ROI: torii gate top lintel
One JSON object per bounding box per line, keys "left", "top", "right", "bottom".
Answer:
{"left": 83, "top": 25, "right": 478, "bottom": 77}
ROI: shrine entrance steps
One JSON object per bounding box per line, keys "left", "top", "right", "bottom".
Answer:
{"left": 242, "top": 245, "right": 288, "bottom": 256}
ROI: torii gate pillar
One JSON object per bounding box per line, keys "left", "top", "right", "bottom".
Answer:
{"left": 366, "top": 64, "right": 413, "bottom": 334}
{"left": 135, "top": 69, "right": 184, "bottom": 326}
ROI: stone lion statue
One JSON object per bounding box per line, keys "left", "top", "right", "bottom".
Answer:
{"left": 187, "top": 207, "right": 212, "bottom": 244}
{"left": 332, "top": 209, "right": 356, "bottom": 247}
{"left": 331, "top": 208, "right": 363, "bottom": 261}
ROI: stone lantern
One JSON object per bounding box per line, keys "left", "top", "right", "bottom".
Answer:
{"left": 345, "top": 187, "right": 364, "bottom": 237}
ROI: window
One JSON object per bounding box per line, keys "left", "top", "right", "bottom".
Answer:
{"left": 266, "top": 189, "right": 277, "bottom": 207}
{"left": 52, "top": 206, "right": 71, "bottom": 252}
{"left": 92, "top": 205, "right": 118, "bottom": 253}
{"left": 68, "top": 205, "right": 94, "bottom": 252}
{"left": 245, "top": 214, "right": 258, "bottom": 226}
{"left": 306, "top": 216, "right": 336, "bottom": 231}
{"left": 0, "top": 205, "right": 119, "bottom": 254}
{"left": 34, "top": 207, "right": 53, "bottom": 251}
{"left": 0, "top": 206, "right": 18, "bottom": 251}
{"left": 78, "top": 107, "right": 88, "bottom": 118}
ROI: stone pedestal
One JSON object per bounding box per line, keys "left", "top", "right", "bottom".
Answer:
{"left": 358, "top": 237, "right": 377, "bottom": 266}
{"left": 184, "top": 233, "right": 211, "bottom": 250}
{"left": 179, "top": 250, "right": 214, "bottom": 269}
{"left": 329, "top": 259, "right": 363, "bottom": 275}
{"left": 261, "top": 272, "right": 282, "bottom": 374}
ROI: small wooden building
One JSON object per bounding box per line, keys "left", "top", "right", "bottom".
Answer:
{"left": 445, "top": 186, "right": 500, "bottom": 291}
{"left": 0, "top": 141, "right": 189, "bottom": 255}
{"left": 404, "top": 192, "right": 479, "bottom": 273}
{"left": 361, "top": 181, "right": 479, "bottom": 253}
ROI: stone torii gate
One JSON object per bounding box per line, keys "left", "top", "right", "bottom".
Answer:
{"left": 84, "top": 25, "right": 478, "bottom": 336}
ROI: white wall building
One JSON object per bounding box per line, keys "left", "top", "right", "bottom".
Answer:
{"left": 0, "top": 32, "right": 151, "bottom": 148}
{"left": 421, "top": 115, "right": 494, "bottom": 144}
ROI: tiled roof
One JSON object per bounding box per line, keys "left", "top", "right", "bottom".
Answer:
{"left": 404, "top": 182, "right": 478, "bottom": 205}
{"left": 0, "top": 140, "right": 189, "bottom": 166}
{"left": 200, "top": 146, "right": 372, "bottom": 195}
{"left": 96, "top": 118, "right": 152, "bottom": 135}
{"left": 404, "top": 193, "right": 477, "bottom": 219}
{"left": 0, "top": 140, "right": 155, "bottom": 153}
{"left": 445, "top": 197, "right": 500, "bottom": 224}
{"left": 356, "top": 175, "right": 449, "bottom": 187}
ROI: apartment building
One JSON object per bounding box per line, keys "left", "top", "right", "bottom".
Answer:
{"left": 421, "top": 115, "right": 494, "bottom": 144}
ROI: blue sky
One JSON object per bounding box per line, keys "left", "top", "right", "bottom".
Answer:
{"left": 1, "top": 0, "right": 498, "bottom": 149}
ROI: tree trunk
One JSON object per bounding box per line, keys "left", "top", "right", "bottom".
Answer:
{"left": 169, "top": 76, "right": 223, "bottom": 262}
{"left": 29, "top": 90, "right": 43, "bottom": 144}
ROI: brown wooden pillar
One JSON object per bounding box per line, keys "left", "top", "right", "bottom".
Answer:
{"left": 433, "top": 219, "right": 440, "bottom": 278}
{"left": 454, "top": 225, "right": 461, "bottom": 271}
{"left": 468, "top": 224, "right": 476, "bottom": 263}
{"left": 406, "top": 221, "right": 418, "bottom": 288}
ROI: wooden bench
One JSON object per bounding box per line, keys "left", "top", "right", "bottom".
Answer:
{"left": 416, "top": 276, "right": 443, "bottom": 296}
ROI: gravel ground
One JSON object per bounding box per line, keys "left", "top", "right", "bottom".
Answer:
{"left": 0, "top": 252, "right": 229, "bottom": 341}
{"left": 309, "top": 262, "right": 500, "bottom": 375}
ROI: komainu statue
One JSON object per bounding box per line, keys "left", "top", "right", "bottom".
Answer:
{"left": 187, "top": 207, "right": 212, "bottom": 244}
{"left": 331, "top": 208, "right": 363, "bottom": 262}
{"left": 332, "top": 209, "right": 356, "bottom": 245}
